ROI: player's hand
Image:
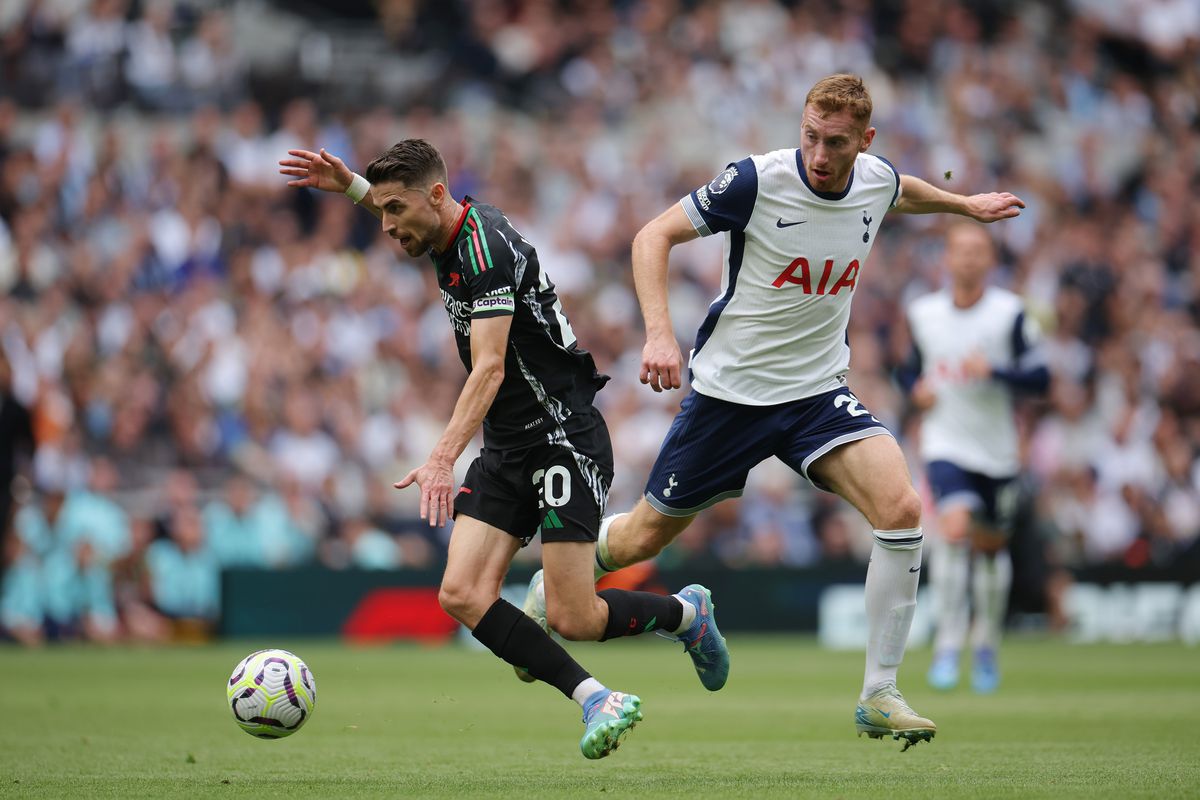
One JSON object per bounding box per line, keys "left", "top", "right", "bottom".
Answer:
{"left": 394, "top": 458, "right": 456, "bottom": 527}
{"left": 961, "top": 351, "right": 993, "bottom": 380}
{"left": 965, "top": 192, "right": 1025, "bottom": 222}
{"left": 278, "top": 148, "right": 354, "bottom": 194}
{"left": 910, "top": 379, "right": 937, "bottom": 410}
{"left": 641, "top": 333, "right": 683, "bottom": 392}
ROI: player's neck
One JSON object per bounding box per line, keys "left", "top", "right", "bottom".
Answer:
{"left": 432, "top": 197, "right": 467, "bottom": 256}
{"left": 952, "top": 284, "right": 985, "bottom": 308}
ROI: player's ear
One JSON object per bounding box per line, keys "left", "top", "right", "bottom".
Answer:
{"left": 860, "top": 126, "right": 876, "bottom": 152}
{"left": 429, "top": 182, "right": 446, "bottom": 207}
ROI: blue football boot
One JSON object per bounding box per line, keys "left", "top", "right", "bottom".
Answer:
{"left": 672, "top": 585, "right": 730, "bottom": 691}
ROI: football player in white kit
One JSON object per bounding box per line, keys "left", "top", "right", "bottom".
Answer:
{"left": 522, "top": 74, "right": 1026, "bottom": 749}
{"left": 902, "top": 223, "right": 1049, "bottom": 694}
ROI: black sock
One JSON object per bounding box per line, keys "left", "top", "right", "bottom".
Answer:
{"left": 597, "top": 589, "right": 685, "bottom": 641}
{"left": 471, "top": 599, "right": 590, "bottom": 699}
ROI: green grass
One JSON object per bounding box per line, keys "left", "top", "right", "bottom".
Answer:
{"left": 0, "top": 636, "right": 1196, "bottom": 798}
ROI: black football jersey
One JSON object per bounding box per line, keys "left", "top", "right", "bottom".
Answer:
{"left": 430, "top": 198, "right": 609, "bottom": 450}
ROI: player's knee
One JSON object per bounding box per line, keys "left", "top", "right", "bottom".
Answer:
{"left": 436, "top": 584, "right": 468, "bottom": 622}
{"left": 939, "top": 508, "right": 971, "bottom": 543}
{"left": 437, "top": 580, "right": 489, "bottom": 625}
{"left": 971, "top": 527, "right": 1007, "bottom": 555}
{"left": 545, "top": 612, "right": 590, "bottom": 642}
{"left": 877, "top": 487, "right": 922, "bottom": 531}
{"left": 545, "top": 603, "right": 601, "bottom": 642}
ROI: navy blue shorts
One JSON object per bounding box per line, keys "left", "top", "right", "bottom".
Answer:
{"left": 925, "top": 460, "right": 1018, "bottom": 533}
{"left": 644, "top": 387, "right": 893, "bottom": 516}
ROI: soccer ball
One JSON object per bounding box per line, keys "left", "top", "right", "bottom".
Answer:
{"left": 226, "top": 648, "right": 317, "bottom": 738}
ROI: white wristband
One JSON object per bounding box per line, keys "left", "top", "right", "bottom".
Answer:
{"left": 344, "top": 173, "right": 370, "bottom": 204}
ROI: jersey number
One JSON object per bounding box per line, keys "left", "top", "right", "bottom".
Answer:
{"left": 834, "top": 393, "right": 880, "bottom": 422}
{"left": 533, "top": 466, "right": 572, "bottom": 509}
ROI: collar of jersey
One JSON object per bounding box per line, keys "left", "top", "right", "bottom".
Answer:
{"left": 436, "top": 199, "right": 473, "bottom": 257}
{"left": 795, "top": 150, "right": 855, "bottom": 201}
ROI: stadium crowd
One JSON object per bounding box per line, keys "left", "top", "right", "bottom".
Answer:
{"left": 0, "top": 0, "right": 1198, "bottom": 643}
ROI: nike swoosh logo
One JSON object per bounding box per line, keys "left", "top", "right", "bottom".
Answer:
{"left": 909, "top": 566, "right": 921, "bottom": 573}
{"left": 776, "top": 218, "right": 806, "bottom": 228}
{"left": 880, "top": 711, "right": 891, "bottom": 718}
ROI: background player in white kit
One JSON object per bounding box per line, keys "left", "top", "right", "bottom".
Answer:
{"left": 901, "top": 223, "right": 1050, "bottom": 694}
{"left": 523, "top": 73, "right": 1026, "bottom": 749}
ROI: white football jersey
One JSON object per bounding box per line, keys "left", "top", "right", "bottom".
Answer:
{"left": 679, "top": 149, "right": 900, "bottom": 405}
{"left": 907, "top": 287, "right": 1044, "bottom": 477}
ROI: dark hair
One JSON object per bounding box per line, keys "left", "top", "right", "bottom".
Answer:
{"left": 364, "top": 139, "right": 448, "bottom": 189}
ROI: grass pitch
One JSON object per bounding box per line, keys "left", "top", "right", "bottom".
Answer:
{"left": 0, "top": 635, "right": 1195, "bottom": 799}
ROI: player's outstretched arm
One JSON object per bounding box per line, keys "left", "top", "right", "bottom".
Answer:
{"left": 631, "top": 204, "right": 701, "bottom": 392}
{"left": 893, "top": 174, "right": 1024, "bottom": 222}
{"left": 394, "top": 314, "right": 511, "bottom": 527}
{"left": 278, "top": 148, "right": 383, "bottom": 220}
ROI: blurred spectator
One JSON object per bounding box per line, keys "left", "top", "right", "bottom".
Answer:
{"left": 0, "top": 347, "right": 34, "bottom": 554}
{"left": 269, "top": 386, "right": 339, "bottom": 492}
{"left": 8, "top": 448, "right": 121, "bottom": 642}
{"left": 202, "top": 470, "right": 269, "bottom": 568}
{"left": 145, "top": 503, "right": 220, "bottom": 631}
{"left": 111, "top": 517, "right": 171, "bottom": 643}
{"left": 324, "top": 517, "right": 404, "bottom": 570}
{"left": 123, "top": 0, "right": 178, "bottom": 112}
{"left": 177, "top": 9, "right": 244, "bottom": 109}
{"left": 0, "top": 530, "right": 42, "bottom": 645}
{"left": 56, "top": 454, "right": 131, "bottom": 563}
{"left": 60, "top": 0, "right": 127, "bottom": 108}
{"left": 265, "top": 476, "right": 324, "bottom": 567}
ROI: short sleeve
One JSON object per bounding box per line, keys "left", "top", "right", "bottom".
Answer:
{"left": 1011, "top": 310, "right": 1045, "bottom": 367}
{"left": 680, "top": 156, "right": 758, "bottom": 236}
{"left": 457, "top": 222, "right": 518, "bottom": 319}
{"left": 876, "top": 155, "right": 901, "bottom": 208}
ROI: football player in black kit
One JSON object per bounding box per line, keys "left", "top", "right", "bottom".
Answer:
{"left": 280, "top": 140, "right": 728, "bottom": 759}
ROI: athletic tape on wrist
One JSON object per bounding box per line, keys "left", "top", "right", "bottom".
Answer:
{"left": 344, "top": 173, "right": 370, "bottom": 204}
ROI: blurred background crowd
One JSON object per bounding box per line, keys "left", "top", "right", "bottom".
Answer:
{"left": 0, "top": 0, "right": 1198, "bottom": 644}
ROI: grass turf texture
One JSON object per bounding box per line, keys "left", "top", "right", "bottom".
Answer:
{"left": 0, "top": 636, "right": 1195, "bottom": 799}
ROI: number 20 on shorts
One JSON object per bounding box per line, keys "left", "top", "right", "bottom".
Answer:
{"left": 532, "top": 465, "right": 572, "bottom": 509}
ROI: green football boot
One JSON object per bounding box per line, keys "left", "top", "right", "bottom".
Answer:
{"left": 580, "top": 690, "right": 642, "bottom": 759}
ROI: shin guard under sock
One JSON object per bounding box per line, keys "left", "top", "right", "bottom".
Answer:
{"left": 471, "top": 599, "right": 589, "bottom": 698}
{"left": 596, "top": 589, "right": 684, "bottom": 641}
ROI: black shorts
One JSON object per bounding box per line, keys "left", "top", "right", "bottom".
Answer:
{"left": 453, "top": 423, "right": 614, "bottom": 546}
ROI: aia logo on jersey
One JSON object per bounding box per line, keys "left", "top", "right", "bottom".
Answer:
{"left": 448, "top": 272, "right": 461, "bottom": 287}
{"left": 932, "top": 359, "right": 980, "bottom": 384}
{"left": 771, "top": 258, "right": 859, "bottom": 295}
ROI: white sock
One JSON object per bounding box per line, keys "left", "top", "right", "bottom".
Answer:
{"left": 862, "top": 527, "right": 923, "bottom": 698}
{"left": 932, "top": 538, "right": 970, "bottom": 656}
{"left": 970, "top": 549, "right": 1012, "bottom": 653}
{"left": 571, "top": 677, "right": 606, "bottom": 708}
{"left": 671, "top": 596, "right": 697, "bottom": 635}
{"left": 594, "top": 513, "right": 625, "bottom": 579}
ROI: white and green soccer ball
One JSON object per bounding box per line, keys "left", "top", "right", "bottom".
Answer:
{"left": 226, "top": 648, "right": 317, "bottom": 738}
